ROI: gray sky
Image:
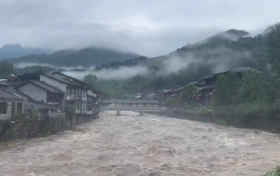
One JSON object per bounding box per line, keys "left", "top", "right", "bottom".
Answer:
{"left": 0, "top": 0, "right": 279, "bottom": 56}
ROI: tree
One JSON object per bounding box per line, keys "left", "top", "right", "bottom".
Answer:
{"left": 163, "top": 98, "right": 182, "bottom": 108}
{"left": 83, "top": 74, "right": 98, "bottom": 87}
{"left": 215, "top": 73, "right": 240, "bottom": 106}
{"left": 182, "top": 84, "right": 197, "bottom": 105}
{"left": 268, "top": 23, "right": 280, "bottom": 77}
{"left": 0, "top": 61, "right": 14, "bottom": 79}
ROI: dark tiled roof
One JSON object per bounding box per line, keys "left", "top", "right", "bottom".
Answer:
{"left": 52, "top": 72, "right": 102, "bottom": 94}
{"left": 52, "top": 71, "right": 86, "bottom": 85}
{"left": 0, "top": 82, "right": 8, "bottom": 87}
{"left": 228, "top": 67, "right": 258, "bottom": 73}
{"left": 0, "top": 89, "right": 24, "bottom": 101}
{"left": 17, "top": 80, "right": 63, "bottom": 93}
{"left": 6, "top": 87, "right": 29, "bottom": 100}
{"left": 197, "top": 85, "right": 215, "bottom": 91}
{"left": 42, "top": 73, "right": 72, "bottom": 84}
{"left": 25, "top": 101, "right": 58, "bottom": 110}
{"left": 31, "top": 80, "right": 62, "bottom": 93}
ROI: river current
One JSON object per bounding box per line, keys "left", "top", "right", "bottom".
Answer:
{"left": 0, "top": 111, "right": 280, "bottom": 176}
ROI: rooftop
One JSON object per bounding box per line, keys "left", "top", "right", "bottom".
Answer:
{"left": 25, "top": 101, "right": 58, "bottom": 110}
{"left": 0, "top": 89, "right": 25, "bottom": 101}
{"left": 17, "top": 80, "right": 63, "bottom": 93}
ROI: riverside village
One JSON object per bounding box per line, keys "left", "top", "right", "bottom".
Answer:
{"left": 0, "top": 71, "right": 102, "bottom": 140}
{"left": 1, "top": 1, "right": 280, "bottom": 174}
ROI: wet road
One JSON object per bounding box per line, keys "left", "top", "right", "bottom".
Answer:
{"left": 0, "top": 111, "right": 280, "bottom": 176}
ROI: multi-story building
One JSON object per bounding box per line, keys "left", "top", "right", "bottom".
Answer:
{"left": 15, "top": 70, "right": 101, "bottom": 116}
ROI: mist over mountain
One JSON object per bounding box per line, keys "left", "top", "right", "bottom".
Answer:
{"left": 78, "top": 28, "right": 268, "bottom": 96}
{"left": 8, "top": 27, "right": 270, "bottom": 96}
{"left": 94, "top": 29, "right": 266, "bottom": 77}
{"left": 8, "top": 47, "right": 140, "bottom": 67}
{"left": 0, "top": 44, "right": 52, "bottom": 60}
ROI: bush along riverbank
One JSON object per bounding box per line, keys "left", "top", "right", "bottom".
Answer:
{"left": 152, "top": 107, "right": 280, "bottom": 133}
{"left": 264, "top": 167, "right": 280, "bottom": 176}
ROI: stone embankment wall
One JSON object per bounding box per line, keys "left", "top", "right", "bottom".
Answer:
{"left": 0, "top": 114, "right": 98, "bottom": 142}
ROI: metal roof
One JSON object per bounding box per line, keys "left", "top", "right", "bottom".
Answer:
{"left": 102, "top": 99, "right": 160, "bottom": 104}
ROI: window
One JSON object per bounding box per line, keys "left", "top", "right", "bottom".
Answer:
{"left": 87, "top": 104, "right": 93, "bottom": 111}
{"left": 17, "top": 103, "right": 23, "bottom": 114}
{"left": 0, "top": 102, "right": 7, "bottom": 114}
{"left": 76, "top": 90, "right": 79, "bottom": 99}
{"left": 81, "top": 91, "right": 87, "bottom": 101}
{"left": 71, "top": 90, "right": 75, "bottom": 96}
{"left": 70, "top": 90, "right": 75, "bottom": 100}
{"left": 66, "top": 89, "right": 70, "bottom": 96}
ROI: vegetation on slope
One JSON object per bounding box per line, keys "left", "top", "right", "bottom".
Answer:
{"left": 95, "top": 29, "right": 268, "bottom": 96}
{"left": 7, "top": 47, "right": 139, "bottom": 67}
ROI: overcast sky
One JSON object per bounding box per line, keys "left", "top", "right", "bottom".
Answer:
{"left": 0, "top": 0, "right": 279, "bottom": 56}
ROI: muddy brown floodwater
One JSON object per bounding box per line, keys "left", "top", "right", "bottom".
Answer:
{"left": 1, "top": 112, "right": 280, "bottom": 176}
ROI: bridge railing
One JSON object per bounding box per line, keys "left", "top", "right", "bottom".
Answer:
{"left": 100, "top": 106, "right": 167, "bottom": 111}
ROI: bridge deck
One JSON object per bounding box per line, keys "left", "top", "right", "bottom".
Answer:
{"left": 102, "top": 99, "right": 160, "bottom": 104}
{"left": 101, "top": 106, "right": 166, "bottom": 112}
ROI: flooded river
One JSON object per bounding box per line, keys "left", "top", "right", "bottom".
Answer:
{"left": 1, "top": 112, "right": 280, "bottom": 176}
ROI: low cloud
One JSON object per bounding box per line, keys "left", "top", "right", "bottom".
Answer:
{"left": 63, "top": 65, "right": 149, "bottom": 80}
{"left": 14, "top": 62, "right": 86, "bottom": 70}
{"left": 0, "top": 0, "right": 279, "bottom": 56}
{"left": 62, "top": 46, "right": 255, "bottom": 81}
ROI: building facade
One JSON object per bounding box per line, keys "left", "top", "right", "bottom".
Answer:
{"left": 0, "top": 89, "right": 25, "bottom": 120}
{"left": 15, "top": 71, "right": 101, "bottom": 116}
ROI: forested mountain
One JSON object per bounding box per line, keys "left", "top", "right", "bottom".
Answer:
{"left": 7, "top": 47, "right": 139, "bottom": 67}
{"left": 95, "top": 29, "right": 268, "bottom": 96}
{"left": 0, "top": 44, "right": 52, "bottom": 60}
{"left": 97, "top": 29, "right": 266, "bottom": 71}
{"left": 1, "top": 27, "right": 270, "bottom": 97}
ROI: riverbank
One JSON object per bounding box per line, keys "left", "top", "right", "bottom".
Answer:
{"left": 148, "top": 109, "right": 280, "bottom": 133}
{"left": 1, "top": 111, "right": 280, "bottom": 175}
{"left": 0, "top": 114, "right": 98, "bottom": 142}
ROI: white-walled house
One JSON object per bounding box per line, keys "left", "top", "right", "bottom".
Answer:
{"left": 0, "top": 89, "right": 24, "bottom": 121}
{"left": 16, "top": 80, "right": 64, "bottom": 110}
{"left": 16, "top": 71, "right": 101, "bottom": 115}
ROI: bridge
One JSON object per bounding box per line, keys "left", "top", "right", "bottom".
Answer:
{"left": 100, "top": 99, "right": 167, "bottom": 115}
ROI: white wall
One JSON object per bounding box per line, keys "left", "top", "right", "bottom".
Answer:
{"left": 40, "top": 75, "right": 67, "bottom": 93}
{"left": 0, "top": 101, "right": 11, "bottom": 120}
{"left": 52, "top": 73, "right": 68, "bottom": 80}
{"left": 40, "top": 74, "right": 67, "bottom": 111}
{"left": 0, "top": 101, "right": 24, "bottom": 121}
{"left": 18, "top": 83, "right": 47, "bottom": 102}
{"left": 87, "top": 90, "right": 94, "bottom": 96}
